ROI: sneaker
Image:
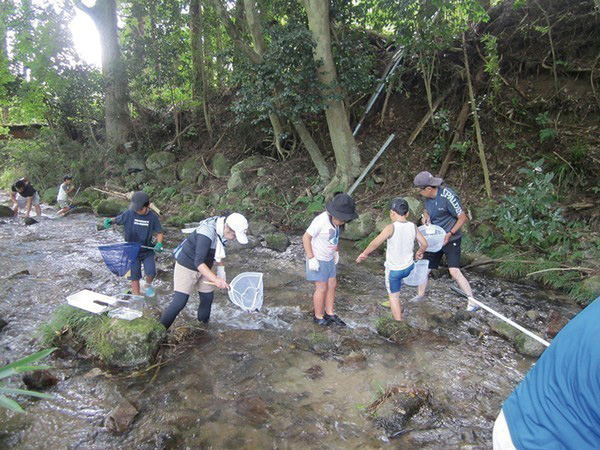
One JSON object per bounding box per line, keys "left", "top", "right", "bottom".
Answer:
{"left": 409, "top": 295, "right": 425, "bottom": 303}
{"left": 466, "top": 300, "right": 479, "bottom": 312}
{"left": 145, "top": 286, "right": 155, "bottom": 298}
{"left": 313, "top": 316, "right": 330, "bottom": 326}
{"left": 324, "top": 313, "right": 346, "bottom": 327}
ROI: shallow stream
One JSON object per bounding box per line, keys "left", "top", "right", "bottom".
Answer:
{"left": 0, "top": 200, "right": 581, "bottom": 448}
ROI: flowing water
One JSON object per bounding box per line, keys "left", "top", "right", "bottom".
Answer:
{"left": 0, "top": 199, "right": 581, "bottom": 448}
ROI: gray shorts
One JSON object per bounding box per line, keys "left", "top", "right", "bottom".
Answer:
{"left": 58, "top": 199, "right": 69, "bottom": 208}
{"left": 16, "top": 193, "right": 40, "bottom": 208}
{"left": 305, "top": 258, "right": 336, "bottom": 282}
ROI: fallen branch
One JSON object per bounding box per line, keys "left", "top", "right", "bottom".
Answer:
{"left": 526, "top": 267, "right": 596, "bottom": 277}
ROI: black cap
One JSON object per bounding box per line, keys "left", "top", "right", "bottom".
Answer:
{"left": 130, "top": 191, "right": 150, "bottom": 210}
{"left": 325, "top": 193, "right": 359, "bottom": 222}
{"left": 390, "top": 197, "right": 409, "bottom": 215}
{"left": 63, "top": 175, "right": 73, "bottom": 181}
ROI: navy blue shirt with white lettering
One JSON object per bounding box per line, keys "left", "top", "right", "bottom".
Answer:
{"left": 115, "top": 209, "right": 163, "bottom": 257}
{"left": 424, "top": 186, "right": 463, "bottom": 241}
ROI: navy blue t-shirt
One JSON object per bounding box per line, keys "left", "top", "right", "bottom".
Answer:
{"left": 115, "top": 209, "right": 163, "bottom": 257}
{"left": 424, "top": 186, "right": 463, "bottom": 241}
{"left": 503, "top": 297, "right": 600, "bottom": 449}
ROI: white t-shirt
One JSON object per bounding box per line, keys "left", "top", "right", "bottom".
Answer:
{"left": 306, "top": 211, "right": 339, "bottom": 261}
{"left": 57, "top": 183, "right": 69, "bottom": 201}
{"left": 385, "top": 221, "right": 416, "bottom": 270}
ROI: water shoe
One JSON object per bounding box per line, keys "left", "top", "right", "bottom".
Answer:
{"left": 324, "top": 313, "right": 346, "bottom": 327}
{"left": 313, "top": 316, "right": 330, "bottom": 326}
{"left": 145, "top": 286, "right": 155, "bottom": 298}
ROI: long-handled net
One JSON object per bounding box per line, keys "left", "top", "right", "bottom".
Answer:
{"left": 98, "top": 243, "right": 142, "bottom": 276}
{"left": 228, "top": 272, "right": 264, "bottom": 312}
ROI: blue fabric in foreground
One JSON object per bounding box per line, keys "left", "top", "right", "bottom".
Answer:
{"left": 98, "top": 243, "right": 141, "bottom": 276}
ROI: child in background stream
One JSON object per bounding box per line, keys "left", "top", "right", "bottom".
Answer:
{"left": 356, "top": 197, "right": 428, "bottom": 321}
{"left": 302, "top": 193, "right": 358, "bottom": 326}
{"left": 57, "top": 175, "right": 75, "bottom": 215}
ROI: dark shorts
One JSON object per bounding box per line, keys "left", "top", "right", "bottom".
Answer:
{"left": 128, "top": 252, "right": 156, "bottom": 281}
{"left": 424, "top": 238, "right": 461, "bottom": 269}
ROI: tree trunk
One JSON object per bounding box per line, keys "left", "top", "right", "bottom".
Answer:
{"left": 190, "top": 0, "right": 212, "bottom": 136}
{"left": 76, "top": 0, "right": 131, "bottom": 152}
{"left": 462, "top": 33, "right": 492, "bottom": 198}
{"left": 292, "top": 119, "right": 330, "bottom": 181}
{"left": 438, "top": 99, "right": 469, "bottom": 179}
{"left": 301, "top": 0, "right": 361, "bottom": 195}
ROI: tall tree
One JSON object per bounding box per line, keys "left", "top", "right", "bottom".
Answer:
{"left": 76, "top": 0, "right": 132, "bottom": 151}
{"left": 190, "top": 0, "right": 212, "bottom": 135}
{"left": 300, "top": 0, "right": 361, "bottom": 195}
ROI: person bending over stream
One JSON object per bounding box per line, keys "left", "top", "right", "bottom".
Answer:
{"left": 160, "top": 213, "right": 249, "bottom": 329}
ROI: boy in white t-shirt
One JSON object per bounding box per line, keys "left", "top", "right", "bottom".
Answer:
{"left": 302, "top": 193, "right": 358, "bottom": 326}
{"left": 57, "top": 175, "right": 75, "bottom": 215}
{"left": 356, "top": 198, "right": 428, "bottom": 321}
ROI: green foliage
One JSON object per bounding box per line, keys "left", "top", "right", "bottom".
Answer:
{"left": 354, "top": 231, "right": 379, "bottom": 252}
{"left": 482, "top": 34, "right": 501, "bottom": 100}
{"left": 488, "top": 159, "right": 569, "bottom": 250}
{"left": 0, "top": 348, "right": 56, "bottom": 413}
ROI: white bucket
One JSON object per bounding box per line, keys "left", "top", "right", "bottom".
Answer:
{"left": 404, "top": 260, "right": 430, "bottom": 286}
{"left": 418, "top": 224, "right": 446, "bottom": 253}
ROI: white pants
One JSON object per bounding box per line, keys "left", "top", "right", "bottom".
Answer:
{"left": 493, "top": 409, "right": 516, "bottom": 450}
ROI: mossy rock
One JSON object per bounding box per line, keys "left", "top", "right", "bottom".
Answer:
{"left": 95, "top": 317, "right": 166, "bottom": 369}
{"left": 146, "top": 151, "right": 176, "bottom": 171}
{"left": 250, "top": 220, "right": 277, "bottom": 237}
{"left": 95, "top": 199, "right": 129, "bottom": 217}
{"left": 264, "top": 232, "right": 290, "bottom": 252}
{"left": 42, "top": 187, "right": 58, "bottom": 205}
{"left": 405, "top": 196, "right": 423, "bottom": 219}
{"left": 514, "top": 334, "right": 546, "bottom": 358}
{"left": 0, "top": 204, "right": 13, "bottom": 217}
{"left": 230, "top": 155, "right": 268, "bottom": 175}
{"left": 79, "top": 187, "right": 104, "bottom": 206}
{"left": 490, "top": 320, "right": 520, "bottom": 341}
{"left": 178, "top": 158, "right": 202, "bottom": 184}
{"left": 194, "top": 195, "right": 210, "bottom": 210}
{"left": 582, "top": 276, "right": 600, "bottom": 300}
{"left": 343, "top": 212, "right": 375, "bottom": 241}
{"left": 227, "top": 170, "right": 246, "bottom": 191}
{"left": 212, "top": 153, "right": 229, "bottom": 177}
{"left": 375, "top": 317, "right": 415, "bottom": 343}
{"left": 154, "top": 166, "right": 176, "bottom": 184}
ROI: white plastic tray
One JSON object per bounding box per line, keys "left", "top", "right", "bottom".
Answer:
{"left": 66, "top": 290, "right": 119, "bottom": 314}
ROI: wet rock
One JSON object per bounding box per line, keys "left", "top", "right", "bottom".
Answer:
{"left": 263, "top": 232, "right": 290, "bottom": 252}
{"left": 545, "top": 309, "right": 569, "bottom": 338}
{"left": 490, "top": 320, "right": 519, "bottom": 341}
{"left": 98, "top": 317, "right": 166, "bottom": 368}
{"left": 152, "top": 431, "right": 180, "bottom": 449}
{"left": 526, "top": 310, "right": 541, "bottom": 321}
{"left": 22, "top": 370, "right": 58, "bottom": 390}
{"left": 369, "top": 386, "right": 429, "bottom": 439}
{"left": 339, "top": 351, "right": 368, "bottom": 370}
{"left": 145, "top": 151, "right": 175, "bottom": 170}
{"left": 375, "top": 317, "right": 415, "bottom": 343}
{"left": 227, "top": 235, "right": 260, "bottom": 251}
{"left": 304, "top": 365, "right": 324, "bottom": 380}
{"left": 0, "top": 205, "right": 13, "bottom": 217}
{"left": 235, "top": 396, "right": 269, "bottom": 425}
{"left": 0, "top": 318, "right": 7, "bottom": 332}
{"left": 452, "top": 309, "right": 472, "bottom": 322}
{"left": 342, "top": 212, "right": 375, "bottom": 241}
{"left": 8, "top": 269, "right": 30, "bottom": 279}
{"left": 211, "top": 153, "right": 229, "bottom": 177}
{"left": 104, "top": 398, "right": 139, "bottom": 434}
{"left": 340, "top": 337, "right": 362, "bottom": 352}
{"left": 514, "top": 334, "right": 546, "bottom": 358}
{"left": 24, "top": 217, "right": 38, "bottom": 226}
{"left": 76, "top": 268, "right": 93, "bottom": 280}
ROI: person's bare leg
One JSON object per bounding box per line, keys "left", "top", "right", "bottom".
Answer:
{"left": 416, "top": 270, "right": 431, "bottom": 297}
{"left": 35, "top": 204, "right": 41, "bottom": 218}
{"left": 313, "top": 281, "right": 327, "bottom": 318}
{"left": 449, "top": 268, "right": 473, "bottom": 297}
{"left": 131, "top": 280, "right": 141, "bottom": 295}
{"left": 389, "top": 292, "right": 402, "bottom": 320}
{"left": 324, "top": 277, "right": 337, "bottom": 315}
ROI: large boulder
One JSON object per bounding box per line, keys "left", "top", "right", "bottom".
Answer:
{"left": 178, "top": 158, "right": 203, "bottom": 184}
{"left": 95, "top": 317, "right": 166, "bottom": 368}
{"left": 490, "top": 320, "right": 519, "bottom": 341}
{"left": 227, "top": 170, "right": 246, "bottom": 191}
{"left": 249, "top": 220, "right": 277, "bottom": 237}
{"left": 343, "top": 212, "right": 375, "bottom": 241}
{"left": 211, "top": 153, "right": 229, "bottom": 177}
{"left": 95, "top": 199, "right": 129, "bottom": 216}
{"left": 0, "top": 205, "right": 13, "bottom": 217}
{"left": 146, "top": 151, "right": 176, "bottom": 171}
{"left": 514, "top": 334, "right": 546, "bottom": 358}
{"left": 230, "top": 155, "right": 268, "bottom": 175}
{"left": 263, "top": 232, "right": 290, "bottom": 252}
{"left": 582, "top": 276, "right": 600, "bottom": 300}
{"left": 405, "top": 196, "right": 423, "bottom": 219}
{"left": 125, "top": 154, "right": 146, "bottom": 173}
